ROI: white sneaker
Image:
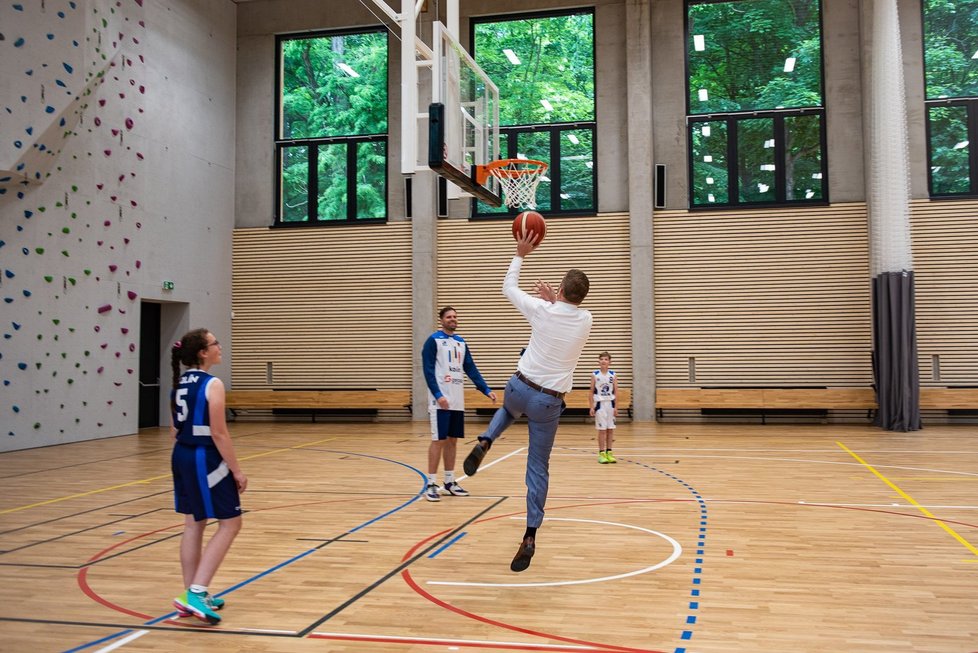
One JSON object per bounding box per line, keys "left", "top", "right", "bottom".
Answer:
{"left": 424, "top": 483, "right": 441, "bottom": 502}
{"left": 442, "top": 482, "right": 469, "bottom": 497}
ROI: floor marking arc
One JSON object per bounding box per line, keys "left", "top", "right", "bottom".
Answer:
{"left": 428, "top": 517, "right": 681, "bottom": 588}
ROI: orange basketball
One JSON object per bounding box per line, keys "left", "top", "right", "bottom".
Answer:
{"left": 512, "top": 210, "right": 546, "bottom": 244}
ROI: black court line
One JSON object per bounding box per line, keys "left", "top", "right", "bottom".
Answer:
{"left": 296, "top": 538, "right": 369, "bottom": 543}
{"left": 0, "top": 498, "right": 510, "bottom": 642}
{"left": 0, "top": 530, "right": 185, "bottom": 569}
{"left": 0, "top": 508, "right": 163, "bottom": 555}
{"left": 0, "top": 616, "right": 298, "bottom": 638}
{"left": 0, "top": 490, "right": 170, "bottom": 537}
{"left": 297, "top": 495, "right": 509, "bottom": 637}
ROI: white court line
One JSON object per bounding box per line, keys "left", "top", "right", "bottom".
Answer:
{"left": 94, "top": 630, "right": 148, "bottom": 653}
{"left": 312, "top": 631, "right": 602, "bottom": 649}
{"left": 458, "top": 446, "right": 526, "bottom": 481}
{"left": 428, "top": 517, "right": 682, "bottom": 588}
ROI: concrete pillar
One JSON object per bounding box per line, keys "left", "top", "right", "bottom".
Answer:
{"left": 411, "top": 171, "right": 439, "bottom": 419}
{"left": 626, "top": 0, "right": 655, "bottom": 421}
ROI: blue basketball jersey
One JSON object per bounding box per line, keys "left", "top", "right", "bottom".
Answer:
{"left": 172, "top": 369, "right": 216, "bottom": 446}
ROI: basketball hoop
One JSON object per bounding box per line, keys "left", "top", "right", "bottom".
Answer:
{"left": 477, "top": 159, "right": 548, "bottom": 209}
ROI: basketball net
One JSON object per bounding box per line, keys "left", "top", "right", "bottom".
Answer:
{"left": 481, "top": 159, "right": 548, "bottom": 209}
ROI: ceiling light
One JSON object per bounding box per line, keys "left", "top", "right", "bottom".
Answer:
{"left": 953, "top": 140, "right": 969, "bottom": 150}
{"left": 503, "top": 49, "right": 521, "bottom": 65}
{"left": 698, "top": 88, "right": 709, "bottom": 102}
{"left": 757, "top": 183, "right": 769, "bottom": 193}
{"left": 540, "top": 99, "right": 554, "bottom": 112}
{"left": 567, "top": 133, "right": 580, "bottom": 145}
{"left": 703, "top": 155, "right": 713, "bottom": 162}
{"left": 706, "top": 177, "right": 714, "bottom": 185}
{"left": 693, "top": 35, "right": 705, "bottom": 51}
{"left": 701, "top": 125, "right": 711, "bottom": 137}
{"left": 784, "top": 57, "right": 796, "bottom": 72}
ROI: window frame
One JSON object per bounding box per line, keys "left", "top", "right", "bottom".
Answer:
{"left": 273, "top": 28, "right": 390, "bottom": 226}
{"left": 683, "top": 0, "right": 829, "bottom": 210}
{"left": 469, "top": 8, "right": 598, "bottom": 219}
{"left": 921, "top": 0, "right": 978, "bottom": 199}
{"left": 924, "top": 99, "right": 978, "bottom": 198}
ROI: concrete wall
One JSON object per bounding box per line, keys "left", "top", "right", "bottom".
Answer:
{"left": 0, "top": 0, "right": 236, "bottom": 451}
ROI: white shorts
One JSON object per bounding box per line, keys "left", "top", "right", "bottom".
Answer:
{"left": 594, "top": 405, "right": 616, "bottom": 431}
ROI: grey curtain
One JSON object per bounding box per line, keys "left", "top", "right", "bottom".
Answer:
{"left": 872, "top": 271, "right": 921, "bottom": 431}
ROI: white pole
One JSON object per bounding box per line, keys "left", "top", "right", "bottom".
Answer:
{"left": 401, "top": 0, "right": 417, "bottom": 174}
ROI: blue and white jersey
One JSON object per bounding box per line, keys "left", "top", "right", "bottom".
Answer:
{"left": 421, "top": 331, "right": 491, "bottom": 411}
{"left": 171, "top": 369, "right": 217, "bottom": 446}
{"left": 593, "top": 369, "right": 616, "bottom": 409}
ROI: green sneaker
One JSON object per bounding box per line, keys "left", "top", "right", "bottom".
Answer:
{"left": 605, "top": 450, "right": 617, "bottom": 464}
{"left": 598, "top": 451, "right": 609, "bottom": 464}
{"left": 175, "top": 592, "right": 224, "bottom": 618}
{"left": 173, "top": 590, "right": 221, "bottom": 624}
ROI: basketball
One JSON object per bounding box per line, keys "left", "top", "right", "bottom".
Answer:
{"left": 512, "top": 210, "right": 546, "bottom": 244}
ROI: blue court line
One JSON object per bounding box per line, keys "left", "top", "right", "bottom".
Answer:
{"left": 428, "top": 531, "right": 467, "bottom": 558}
{"left": 625, "top": 457, "right": 708, "bottom": 653}
{"left": 62, "top": 449, "right": 429, "bottom": 652}
{"left": 62, "top": 629, "right": 135, "bottom": 653}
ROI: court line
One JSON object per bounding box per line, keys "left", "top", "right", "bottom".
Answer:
{"left": 428, "top": 517, "right": 682, "bottom": 588}
{"left": 837, "top": 441, "right": 978, "bottom": 558}
{"left": 0, "top": 437, "right": 337, "bottom": 515}
{"left": 92, "top": 630, "right": 148, "bottom": 653}
{"left": 458, "top": 446, "right": 526, "bottom": 481}
{"left": 308, "top": 631, "right": 619, "bottom": 651}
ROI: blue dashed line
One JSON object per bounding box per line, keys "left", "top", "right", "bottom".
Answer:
{"left": 628, "top": 457, "right": 708, "bottom": 650}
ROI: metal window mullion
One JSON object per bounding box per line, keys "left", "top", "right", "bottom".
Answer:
{"left": 727, "top": 117, "right": 738, "bottom": 205}
{"left": 970, "top": 101, "right": 978, "bottom": 195}
{"left": 551, "top": 127, "right": 561, "bottom": 211}
{"left": 347, "top": 141, "right": 358, "bottom": 221}
{"left": 308, "top": 143, "right": 319, "bottom": 222}
{"left": 774, "top": 113, "right": 787, "bottom": 203}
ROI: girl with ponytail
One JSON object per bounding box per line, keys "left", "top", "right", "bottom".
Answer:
{"left": 169, "top": 329, "right": 246, "bottom": 624}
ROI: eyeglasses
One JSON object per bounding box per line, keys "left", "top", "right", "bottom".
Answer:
{"left": 206, "top": 340, "right": 220, "bottom": 348}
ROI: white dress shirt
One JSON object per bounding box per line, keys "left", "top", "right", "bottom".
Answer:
{"left": 503, "top": 256, "right": 592, "bottom": 393}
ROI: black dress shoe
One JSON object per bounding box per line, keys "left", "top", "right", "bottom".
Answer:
{"left": 463, "top": 438, "right": 491, "bottom": 476}
{"left": 510, "top": 536, "right": 535, "bottom": 572}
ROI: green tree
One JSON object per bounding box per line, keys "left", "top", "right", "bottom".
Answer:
{"left": 280, "top": 32, "right": 388, "bottom": 220}
{"left": 923, "top": 0, "right": 978, "bottom": 99}
{"left": 687, "top": 0, "right": 822, "bottom": 114}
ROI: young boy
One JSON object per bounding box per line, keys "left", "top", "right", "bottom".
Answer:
{"left": 589, "top": 351, "right": 618, "bottom": 463}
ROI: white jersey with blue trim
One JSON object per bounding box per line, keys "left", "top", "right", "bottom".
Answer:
{"left": 593, "top": 369, "right": 616, "bottom": 409}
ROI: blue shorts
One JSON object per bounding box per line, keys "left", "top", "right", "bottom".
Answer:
{"left": 172, "top": 443, "right": 242, "bottom": 521}
{"left": 429, "top": 409, "right": 465, "bottom": 441}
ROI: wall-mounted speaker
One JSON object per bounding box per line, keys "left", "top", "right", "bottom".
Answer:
{"left": 654, "top": 164, "right": 667, "bottom": 209}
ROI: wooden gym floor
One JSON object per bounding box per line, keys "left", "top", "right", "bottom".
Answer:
{"left": 0, "top": 420, "right": 976, "bottom": 652}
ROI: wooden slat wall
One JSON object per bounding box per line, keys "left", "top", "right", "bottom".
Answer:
{"left": 436, "top": 214, "right": 632, "bottom": 390}
{"left": 653, "top": 203, "right": 873, "bottom": 387}
{"left": 911, "top": 198, "right": 978, "bottom": 387}
{"left": 231, "top": 224, "right": 413, "bottom": 389}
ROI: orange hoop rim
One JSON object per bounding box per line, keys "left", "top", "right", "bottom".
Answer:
{"left": 475, "top": 158, "right": 548, "bottom": 186}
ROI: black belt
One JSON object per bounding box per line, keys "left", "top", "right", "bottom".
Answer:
{"left": 515, "top": 370, "right": 565, "bottom": 399}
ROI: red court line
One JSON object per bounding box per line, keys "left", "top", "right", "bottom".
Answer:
{"left": 400, "top": 502, "right": 672, "bottom": 653}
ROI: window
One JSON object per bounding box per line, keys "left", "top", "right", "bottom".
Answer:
{"left": 472, "top": 9, "right": 596, "bottom": 216}
{"left": 686, "top": 0, "right": 827, "bottom": 208}
{"left": 276, "top": 29, "right": 388, "bottom": 224}
{"left": 923, "top": 0, "right": 978, "bottom": 197}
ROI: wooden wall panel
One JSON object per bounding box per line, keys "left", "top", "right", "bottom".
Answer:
{"left": 911, "top": 199, "right": 978, "bottom": 387}
{"left": 231, "top": 224, "right": 413, "bottom": 389}
{"left": 436, "top": 214, "right": 632, "bottom": 391}
{"left": 653, "top": 203, "right": 873, "bottom": 387}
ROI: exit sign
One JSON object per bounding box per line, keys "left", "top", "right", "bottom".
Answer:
{"left": 162, "top": 280, "right": 175, "bottom": 291}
